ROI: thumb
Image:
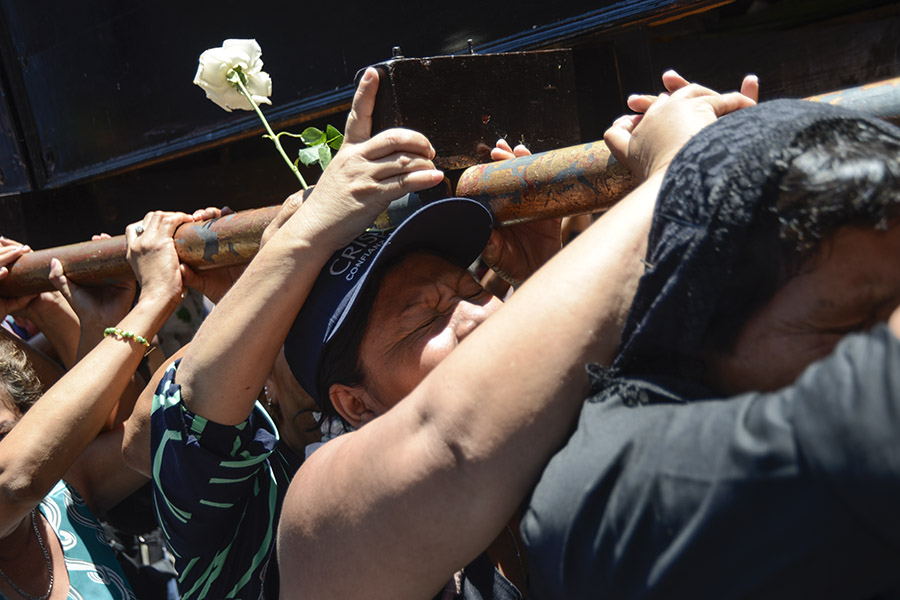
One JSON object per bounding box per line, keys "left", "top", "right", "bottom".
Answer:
{"left": 48, "top": 258, "right": 76, "bottom": 302}
{"left": 603, "top": 127, "right": 631, "bottom": 167}
{"left": 179, "top": 264, "right": 203, "bottom": 293}
{"left": 344, "top": 67, "right": 379, "bottom": 145}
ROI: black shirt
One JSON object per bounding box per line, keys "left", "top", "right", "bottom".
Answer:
{"left": 522, "top": 326, "right": 900, "bottom": 599}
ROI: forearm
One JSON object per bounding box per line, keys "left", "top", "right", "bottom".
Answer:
{"left": 75, "top": 312, "right": 147, "bottom": 430}
{"left": 66, "top": 426, "right": 149, "bottom": 517}
{"left": 411, "top": 171, "right": 659, "bottom": 555}
{"left": 22, "top": 304, "right": 81, "bottom": 369}
{"left": 74, "top": 320, "right": 107, "bottom": 364}
{"left": 0, "top": 295, "right": 176, "bottom": 534}
{"left": 122, "top": 345, "right": 190, "bottom": 477}
{"left": 280, "top": 172, "right": 661, "bottom": 599}
{"left": 178, "top": 211, "right": 338, "bottom": 425}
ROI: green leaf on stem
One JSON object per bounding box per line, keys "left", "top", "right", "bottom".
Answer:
{"left": 298, "top": 145, "right": 321, "bottom": 167}
{"left": 326, "top": 124, "right": 344, "bottom": 150}
{"left": 317, "top": 144, "right": 333, "bottom": 169}
{"left": 300, "top": 127, "right": 325, "bottom": 146}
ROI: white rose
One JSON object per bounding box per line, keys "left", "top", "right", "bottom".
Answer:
{"left": 193, "top": 39, "right": 272, "bottom": 112}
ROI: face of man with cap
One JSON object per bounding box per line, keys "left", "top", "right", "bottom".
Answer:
{"left": 328, "top": 252, "right": 502, "bottom": 426}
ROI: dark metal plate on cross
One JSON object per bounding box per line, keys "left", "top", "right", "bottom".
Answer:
{"left": 367, "top": 48, "right": 581, "bottom": 171}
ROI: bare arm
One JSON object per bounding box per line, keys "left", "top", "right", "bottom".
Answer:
{"left": 278, "top": 171, "right": 658, "bottom": 600}
{"left": 122, "top": 344, "right": 190, "bottom": 478}
{"left": 0, "top": 238, "right": 81, "bottom": 369}
{"left": 64, "top": 425, "right": 149, "bottom": 516}
{"left": 177, "top": 68, "right": 445, "bottom": 425}
{"left": 0, "top": 212, "right": 188, "bottom": 536}
{"left": 277, "top": 81, "right": 758, "bottom": 600}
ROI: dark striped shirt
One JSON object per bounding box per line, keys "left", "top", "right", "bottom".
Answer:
{"left": 150, "top": 360, "right": 301, "bottom": 599}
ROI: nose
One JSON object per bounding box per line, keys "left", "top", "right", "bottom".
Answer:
{"left": 452, "top": 296, "right": 501, "bottom": 343}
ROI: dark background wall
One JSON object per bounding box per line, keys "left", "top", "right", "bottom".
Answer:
{"left": 0, "top": 0, "right": 898, "bottom": 249}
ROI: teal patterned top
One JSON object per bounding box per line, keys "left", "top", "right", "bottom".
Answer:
{"left": 1, "top": 480, "right": 135, "bottom": 600}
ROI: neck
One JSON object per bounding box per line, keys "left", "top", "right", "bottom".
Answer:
{"left": 0, "top": 513, "right": 32, "bottom": 561}
{"left": 0, "top": 509, "right": 54, "bottom": 600}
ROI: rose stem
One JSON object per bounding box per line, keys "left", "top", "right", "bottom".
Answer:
{"left": 233, "top": 77, "right": 309, "bottom": 189}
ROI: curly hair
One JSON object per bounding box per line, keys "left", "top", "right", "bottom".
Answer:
{"left": 0, "top": 337, "right": 43, "bottom": 416}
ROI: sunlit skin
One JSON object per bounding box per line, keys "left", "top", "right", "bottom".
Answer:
{"left": 325, "top": 251, "right": 528, "bottom": 588}
{"left": 707, "top": 224, "right": 900, "bottom": 395}
{"left": 0, "top": 388, "right": 18, "bottom": 442}
{"left": 265, "top": 349, "right": 319, "bottom": 453}
{"left": 331, "top": 251, "right": 503, "bottom": 425}
{"left": 0, "top": 390, "right": 70, "bottom": 600}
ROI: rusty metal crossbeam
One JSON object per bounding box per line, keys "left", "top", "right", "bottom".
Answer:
{"left": 1, "top": 76, "right": 898, "bottom": 297}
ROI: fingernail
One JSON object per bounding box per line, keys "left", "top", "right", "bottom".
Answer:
{"left": 222, "top": 205, "right": 231, "bottom": 212}
{"left": 19, "top": 245, "right": 29, "bottom": 252}
{"left": 362, "top": 68, "right": 375, "bottom": 82}
{"left": 0, "top": 267, "right": 7, "bottom": 275}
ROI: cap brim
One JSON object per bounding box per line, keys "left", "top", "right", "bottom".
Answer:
{"left": 325, "top": 197, "right": 494, "bottom": 346}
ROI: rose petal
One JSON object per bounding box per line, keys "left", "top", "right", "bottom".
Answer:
{"left": 194, "top": 39, "right": 272, "bottom": 112}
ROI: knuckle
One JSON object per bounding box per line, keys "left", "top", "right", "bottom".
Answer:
{"left": 381, "top": 130, "right": 402, "bottom": 147}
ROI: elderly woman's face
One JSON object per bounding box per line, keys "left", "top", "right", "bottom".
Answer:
{"left": 356, "top": 252, "right": 502, "bottom": 409}
{"left": 707, "top": 224, "right": 900, "bottom": 395}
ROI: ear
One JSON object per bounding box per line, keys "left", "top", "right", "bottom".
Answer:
{"left": 329, "top": 384, "right": 379, "bottom": 429}
{"left": 261, "top": 377, "right": 283, "bottom": 425}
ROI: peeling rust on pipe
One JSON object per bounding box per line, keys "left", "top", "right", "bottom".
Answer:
{"left": 0, "top": 205, "right": 282, "bottom": 296}
{"left": 3, "top": 76, "right": 900, "bottom": 297}
{"left": 456, "top": 141, "right": 635, "bottom": 225}
{"left": 176, "top": 205, "right": 282, "bottom": 272}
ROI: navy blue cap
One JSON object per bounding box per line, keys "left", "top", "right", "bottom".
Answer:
{"left": 283, "top": 197, "right": 494, "bottom": 407}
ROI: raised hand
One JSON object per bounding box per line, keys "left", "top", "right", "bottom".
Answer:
{"left": 0, "top": 238, "right": 35, "bottom": 319}
{"left": 490, "top": 138, "right": 532, "bottom": 162}
{"left": 49, "top": 234, "right": 137, "bottom": 333}
{"left": 125, "top": 211, "right": 195, "bottom": 307}
{"left": 605, "top": 70, "right": 759, "bottom": 182}
{"left": 285, "top": 67, "right": 445, "bottom": 252}
{"left": 179, "top": 206, "right": 247, "bottom": 304}
{"left": 481, "top": 140, "right": 561, "bottom": 288}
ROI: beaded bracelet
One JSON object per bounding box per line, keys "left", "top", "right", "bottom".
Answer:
{"left": 103, "top": 327, "right": 151, "bottom": 348}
